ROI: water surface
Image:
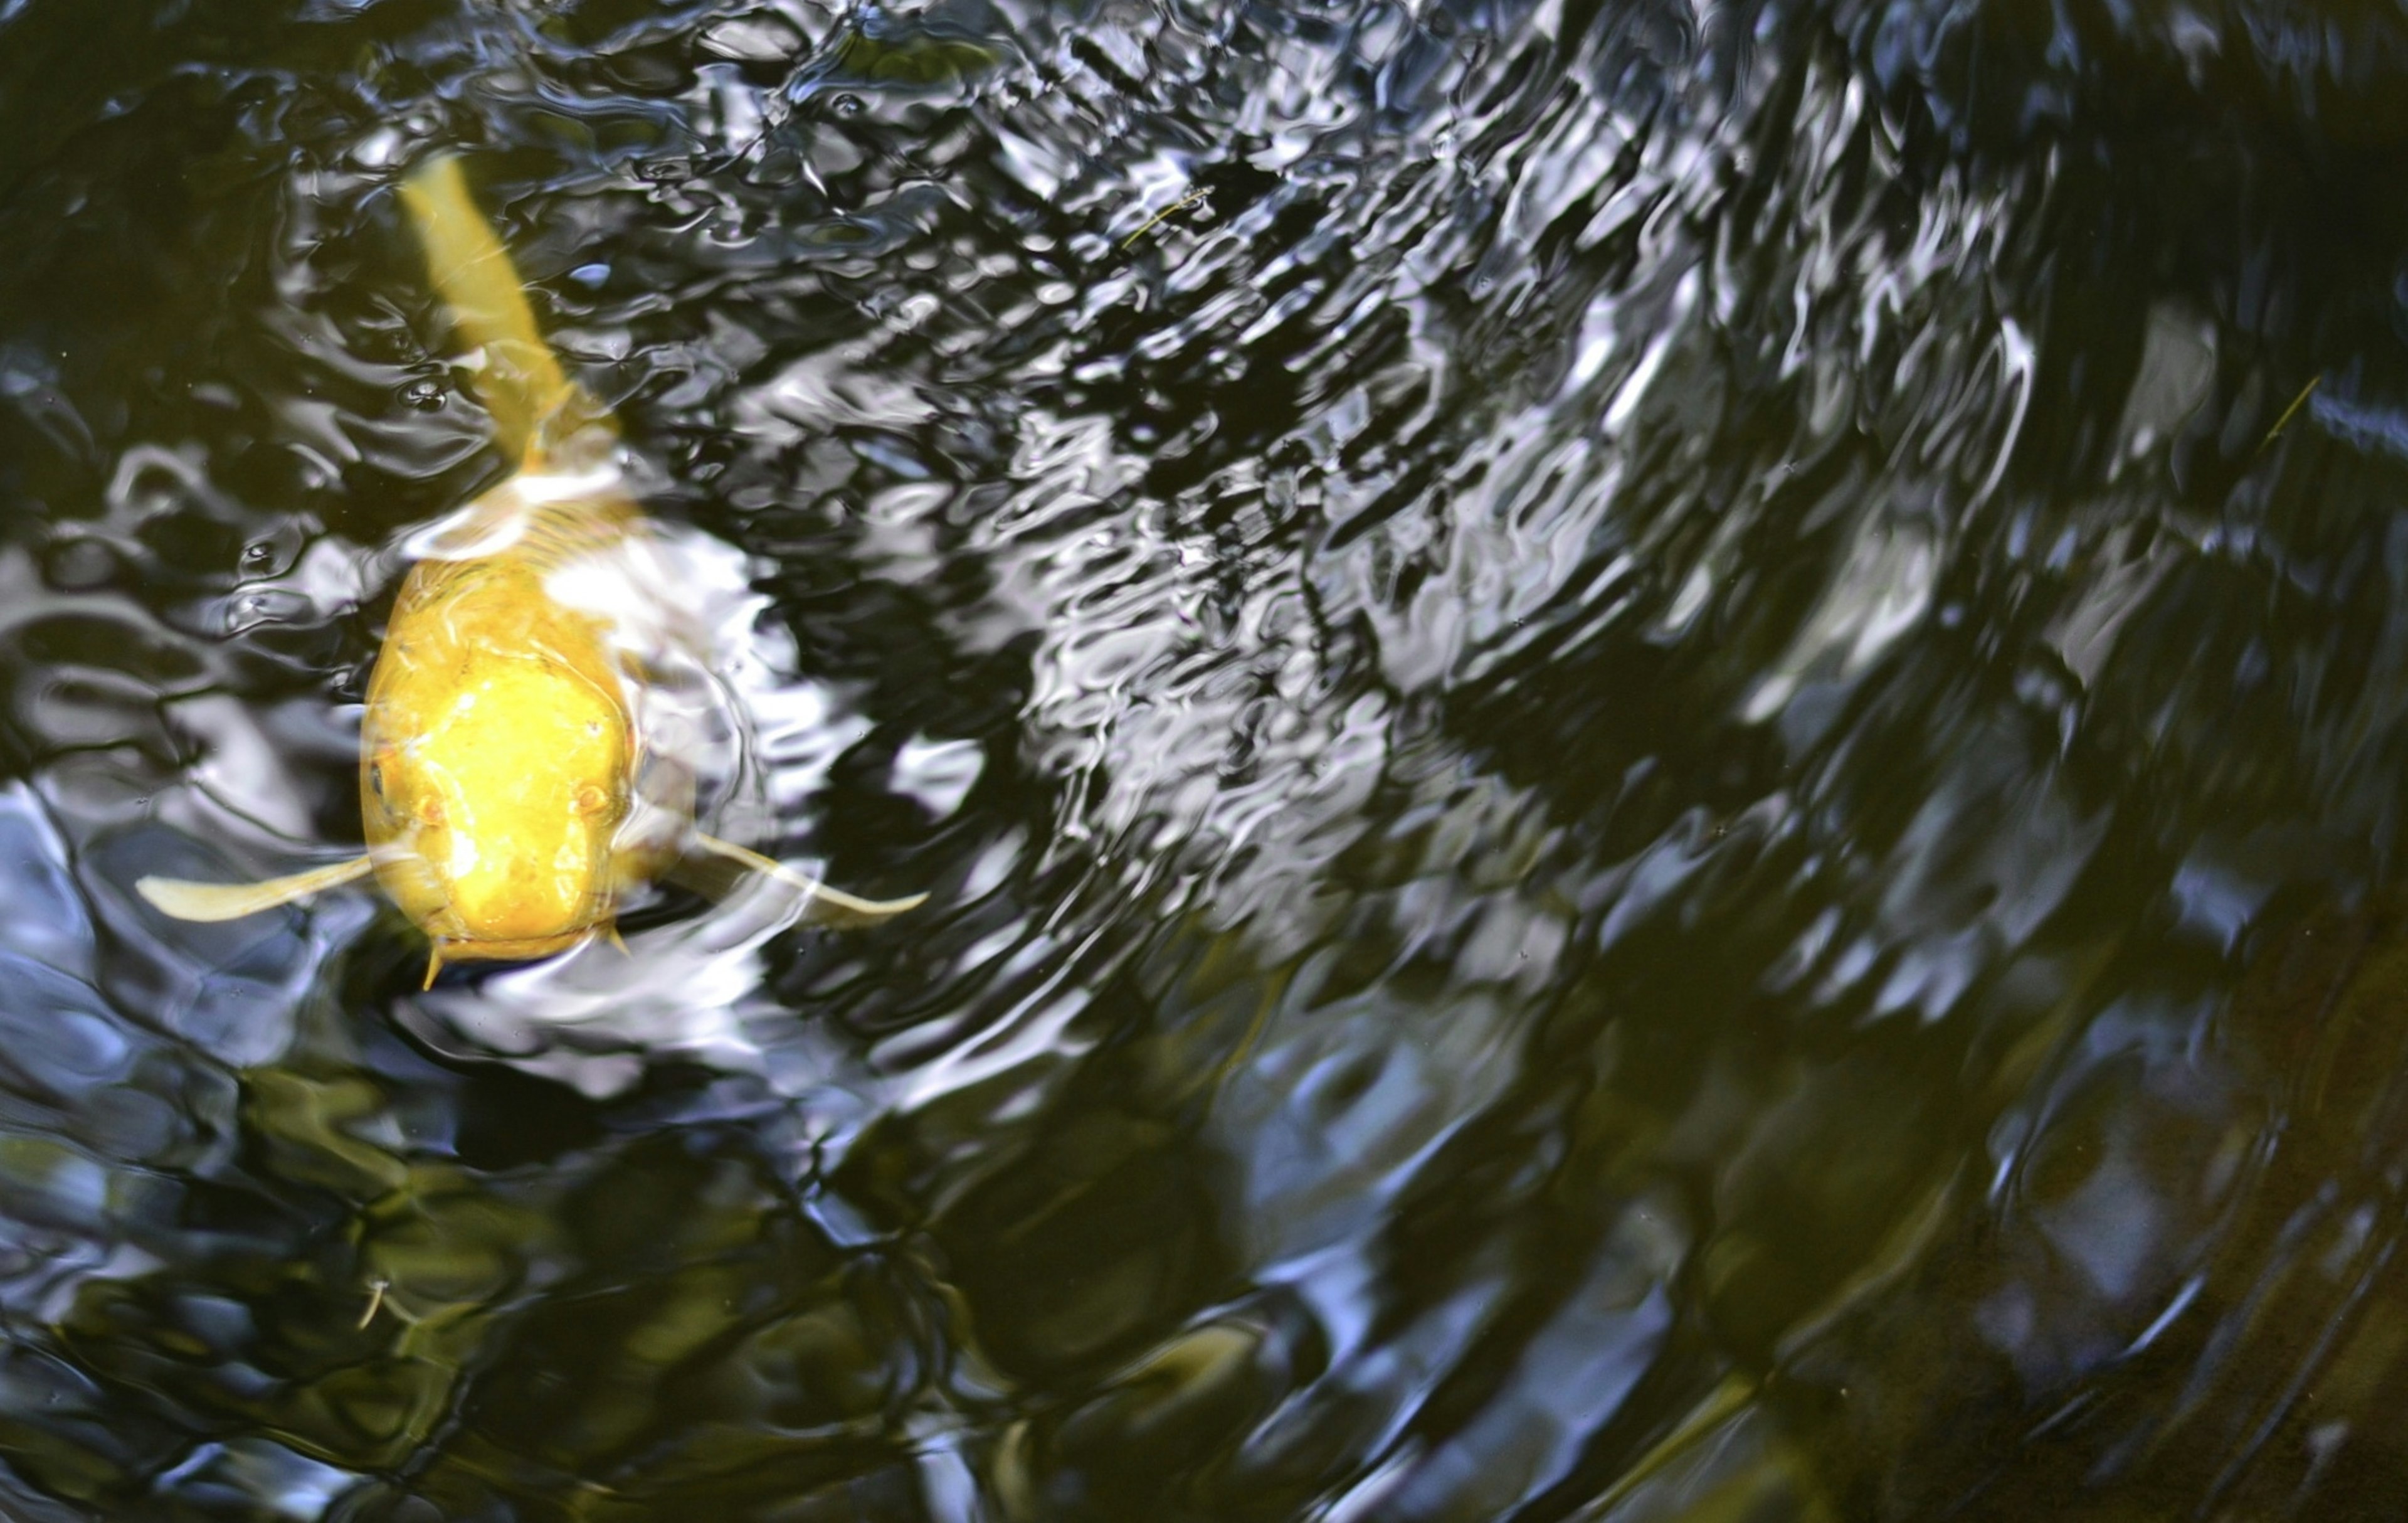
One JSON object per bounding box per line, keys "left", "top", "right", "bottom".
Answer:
{"left": 2, "top": 0, "right": 2406, "bottom": 1517}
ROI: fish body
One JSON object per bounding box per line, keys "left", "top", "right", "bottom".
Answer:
{"left": 362, "top": 518, "right": 637, "bottom": 962}
{"left": 138, "top": 156, "right": 922, "bottom": 972}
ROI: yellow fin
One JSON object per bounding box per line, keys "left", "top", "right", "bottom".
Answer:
{"left": 690, "top": 833, "right": 929, "bottom": 926}
{"left": 398, "top": 154, "right": 602, "bottom": 465}
{"left": 135, "top": 855, "right": 376, "bottom": 923}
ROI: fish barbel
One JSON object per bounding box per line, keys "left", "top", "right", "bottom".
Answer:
{"left": 138, "top": 156, "right": 926, "bottom": 981}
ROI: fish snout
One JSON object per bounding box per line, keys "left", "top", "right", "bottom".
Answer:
{"left": 443, "top": 851, "right": 609, "bottom": 945}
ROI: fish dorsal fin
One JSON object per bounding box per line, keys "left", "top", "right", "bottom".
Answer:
{"left": 399, "top": 154, "right": 609, "bottom": 468}
{"left": 683, "top": 832, "right": 929, "bottom": 926}
{"left": 135, "top": 855, "right": 377, "bottom": 923}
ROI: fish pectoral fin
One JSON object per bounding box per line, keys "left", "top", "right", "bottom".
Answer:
{"left": 686, "top": 833, "right": 929, "bottom": 927}
{"left": 135, "top": 855, "right": 376, "bottom": 923}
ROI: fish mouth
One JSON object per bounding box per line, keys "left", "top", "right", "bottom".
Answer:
{"left": 428, "top": 930, "right": 595, "bottom": 963}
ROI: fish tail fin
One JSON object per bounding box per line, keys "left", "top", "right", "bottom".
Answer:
{"left": 399, "top": 154, "right": 602, "bottom": 466}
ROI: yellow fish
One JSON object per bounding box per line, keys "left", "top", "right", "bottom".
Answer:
{"left": 138, "top": 156, "right": 925, "bottom": 983}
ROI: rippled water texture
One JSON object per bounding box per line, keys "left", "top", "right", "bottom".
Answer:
{"left": 8, "top": 0, "right": 2408, "bottom": 1515}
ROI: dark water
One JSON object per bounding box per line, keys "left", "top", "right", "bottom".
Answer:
{"left": 6, "top": 0, "right": 2408, "bottom": 1515}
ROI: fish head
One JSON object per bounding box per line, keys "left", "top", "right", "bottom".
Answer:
{"left": 364, "top": 650, "right": 633, "bottom": 959}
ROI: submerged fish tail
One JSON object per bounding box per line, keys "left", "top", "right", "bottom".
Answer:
{"left": 400, "top": 154, "right": 608, "bottom": 468}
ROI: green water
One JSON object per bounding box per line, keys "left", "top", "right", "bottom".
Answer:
{"left": 1, "top": 0, "right": 2406, "bottom": 1517}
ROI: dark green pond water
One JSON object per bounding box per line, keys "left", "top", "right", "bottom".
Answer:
{"left": 5, "top": 0, "right": 2408, "bottom": 1515}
